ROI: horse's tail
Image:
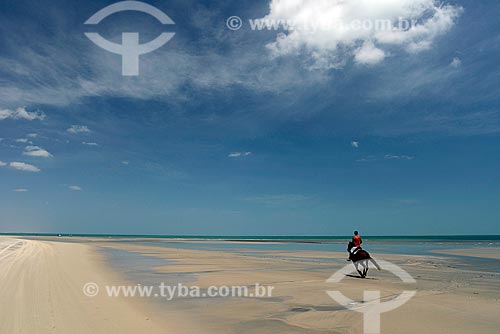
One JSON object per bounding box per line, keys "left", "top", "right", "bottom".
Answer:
{"left": 369, "top": 258, "right": 381, "bottom": 271}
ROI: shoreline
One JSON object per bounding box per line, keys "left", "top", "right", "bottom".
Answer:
{"left": 97, "top": 239, "right": 500, "bottom": 334}
{"left": 432, "top": 248, "right": 500, "bottom": 260}
{"left": 2, "top": 236, "right": 499, "bottom": 333}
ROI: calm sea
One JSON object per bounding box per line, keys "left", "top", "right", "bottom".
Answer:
{"left": 4, "top": 234, "right": 500, "bottom": 256}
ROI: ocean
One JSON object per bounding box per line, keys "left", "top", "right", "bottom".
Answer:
{"left": 3, "top": 234, "right": 500, "bottom": 256}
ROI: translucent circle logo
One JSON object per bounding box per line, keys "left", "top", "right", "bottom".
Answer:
{"left": 326, "top": 260, "right": 416, "bottom": 334}
{"left": 84, "top": 1, "right": 175, "bottom": 76}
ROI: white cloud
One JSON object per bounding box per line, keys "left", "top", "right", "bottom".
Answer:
{"left": 356, "top": 156, "right": 377, "bottom": 163}
{"left": 27, "top": 133, "right": 38, "bottom": 138}
{"left": 0, "top": 161, "right": 6, "bottom": 167}
{"left": 384, "top": 154, "right": 414, "bottom": 160}
{"left": 354, "top": 42, "right": 386, "bottom": 65}
{"left": 9, "top": 162, "right": 41, "bottom": 172}
{"left": 23, "top": 145, "right": 53, "bottom": 158}
{"left": 351, "top": 141, "right": 360, "bottom": 148}
{"left": 357, "top": 154, "right": 414, "bottom": 162}
{"left": 263, "top": 0, "right": 462, "bottom": 69}
{"left": 228, "top": 152, "right": 252, "bottom": 158}
{"left": 122, "top": 160, "right": 130, "bottom": 165}
{"left": 13, "top": 188, "right": 29, "bottom": 192}
{"left": 450, "top": 57, "right": 462, "bottom": 68}
{"left": 68, "top": 185, "right": 82, "bottom": 191}
{"left": 82, "top": 141, "right": 98, "bottom": 146}
{"left": 15, "top": 138, "right": 30, "bottom": 143}
{"left": 0, "top": 107, "right": 46, "bottom": 121}
{"left": 67, "top": 125, "right": 90, "bottom": 134}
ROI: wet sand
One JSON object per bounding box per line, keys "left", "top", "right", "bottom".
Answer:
{"left": 433, "top": 248, "right": 500, "bottom": 260}
{"left": 97, "top": 241, "right": 500, "bottom": 334}
{"left": 1, "top": 236, "right": 499, "bottom": 333}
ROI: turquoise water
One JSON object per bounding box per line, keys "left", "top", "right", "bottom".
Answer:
{"left": 5, "top": 233, "right": 500, "bottom": 256}
{"left": 100, "top": 247, "right": 196, "bottom": 285}
{"left": 92, "top": 235, "right": 500, "bottom": 257}
{"left": 97, "top": 236, "right": 500, "bottom": 283}
{"left": 94, "top": 235, "right": 500, "bottom": 276}
{"left": 4, "top": 233, "right": 500, "bottom": 242}
{"left": 102, "top": 238, "right": 499, "bottom": 255}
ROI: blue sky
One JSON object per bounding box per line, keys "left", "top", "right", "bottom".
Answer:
{"left": 1, "top": 0, "right": 499, "bottom": 235}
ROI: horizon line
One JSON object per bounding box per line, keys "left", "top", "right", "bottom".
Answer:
{"left": 1, "top": 233, "right": 499, "bottom": 238}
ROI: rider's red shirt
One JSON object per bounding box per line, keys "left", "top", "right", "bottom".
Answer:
{"left": 352, "top": 235, "right": 362, "bottom": 247}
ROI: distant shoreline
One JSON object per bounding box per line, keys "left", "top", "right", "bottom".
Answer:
{"left": 2, "top": 233, "right": 500, "bottom": 243}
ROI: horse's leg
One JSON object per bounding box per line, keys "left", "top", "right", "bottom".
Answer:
{"left": 354, "top": 261, "right": 363, "bottom": 277}
{"left": 357, "top": 260, "right": 365, "bottom": 278}
{"left": 362, "top": 260, "right": 368, "bottom": 278}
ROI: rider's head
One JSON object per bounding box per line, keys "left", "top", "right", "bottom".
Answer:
{"left": 354, "top": 230, "right": 359, "bottom": 236}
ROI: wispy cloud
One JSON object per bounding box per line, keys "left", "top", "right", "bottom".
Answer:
{"left": 23, "top": 145, "right": 53, "bottom": 158}
{"left": 15, "top": 138, "right": 30, "bottom": 143}
{"left": 68, "top": 185, "right": 82, "bottom": 191}
{"left": 450, "top": 57, "right": 462, "bottom": 68}
{"left": 357, "top": 154, "right": 415, "bottom": 162}
{"left": 0, "top": 0, "right": 488, "bottom": 140}
{"left": 0, "top": 161, "right": 6, "bottom": 167}
{"left": 228, "top": 152, "right": 252, "bottom": 158}
{"left": 67, "top": 125, "right": 90, "bottom": 134}
{"left": 351, "top": 141, "right": 359, "bottom": 148}
{"left": 82, "top": 141, "right": 98, "bottom": 146}
{"left": 9, "top": 162, "right": 41, "bottom": 172}
{"left": 356, "top": 155, "right": 377, "bottom": 163}
{"left": 13, "top": 188, "right": 29, "bottom": 192}
{"left": 0, "top": 5, "right": 324, "bottom": 108}
{"left": 0, "top": 107, "right": 46, "bottom": 121}
{"left": 384, "top": 154, "right": 414, "bottom": 160}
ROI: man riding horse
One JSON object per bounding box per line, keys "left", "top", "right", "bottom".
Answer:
{"left": 346, "top": 230, "right": 380, "bottom": 278}
{"left": 347, "top": 230, "right": 362, "bottom": 261}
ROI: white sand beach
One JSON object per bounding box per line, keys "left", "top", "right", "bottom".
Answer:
{"left": 0, "top": 237, "right": 169, "bottom": 334}
{"left": 1, "top": 236, "right": 499, "bottom": 334}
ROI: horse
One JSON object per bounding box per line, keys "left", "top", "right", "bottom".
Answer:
{"left": 348, "top": 242, "right": 381, "bottom": 278}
